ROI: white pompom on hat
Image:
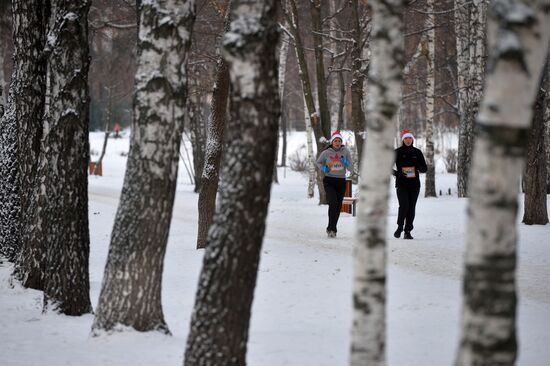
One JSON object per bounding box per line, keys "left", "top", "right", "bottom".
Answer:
{"left": 401, "top": 129, "right": 415, "bottom": 141}
{"left": 330, "top": 131, "right": 343, "bottom": 143}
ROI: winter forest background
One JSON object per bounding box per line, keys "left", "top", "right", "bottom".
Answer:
{"left": 0, "top": 1, "right": 549, "bottom": 366}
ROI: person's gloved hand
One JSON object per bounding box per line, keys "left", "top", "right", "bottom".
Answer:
{"left": 322, "top": 165, "right": 330, "bottom": 173}
{"left": 341, "top": 156, "right": 349, "bottom": 167}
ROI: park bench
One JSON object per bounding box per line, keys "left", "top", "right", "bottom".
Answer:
{"left": 342, "top": 196, "right": 358, "bottom": 217}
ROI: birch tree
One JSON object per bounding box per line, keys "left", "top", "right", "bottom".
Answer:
{"left": 423, "top": 0, "right": 436, "bottom": 197}
{"left": 184, "top": 1, "right": 280, "bottom": 363}
{"left": 283, "top": 0, "right": 327, "bottom": 203}
{"left": 279, "top": 21, "right": 290, "bottom": 167}
{"left": 0, "top": 3, "right": 6, "bottom": 118}
{"left": 522, "top": 57, "right": 549, "bottom": 225}
{"left": 351, "top": 0, "right": 405, "bottom": 364}
{"left": 92, "top": 0, "right": 196, "bottom": 333}
{"left": 456, "top": 0, "right": 488, "bottom": 197}
{"left": 350, "top": 0, "right": 368, "bottom": 165}
{"left": 305, "top": 100, "right": 316, "bottom": 198}
{"left": 196, "top": 2, "right": 231, "bottom": 249}
{"left": 455, "top": 1, "right": 550, "bottom": 364}
{"left": 1, "top": 1, "right": 48, "bottom": 275}
{"left": 38, "top": 0, "right": 93, "bottom": 315}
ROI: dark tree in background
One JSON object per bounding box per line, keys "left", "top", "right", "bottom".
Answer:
{"left": 196, "top": 0, "right": 232, "bottom": 249}
{"left": 184, "top": 0, "right": 280, "bottom": 364}
{"left": 88, "top": 0, "right": 137, "bottom": 131}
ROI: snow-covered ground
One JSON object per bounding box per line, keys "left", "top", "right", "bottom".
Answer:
{"left": 1, "top": 131, "right": 549, "bottom": 366}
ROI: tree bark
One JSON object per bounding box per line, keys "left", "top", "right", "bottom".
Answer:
{"left": 456, "top": 0, "right": 487, "bottom": 197}
{"left": 423, "top": 0, "right": 437, "bottom": 197}
{"left": 455, "top": 1, "right": 550, "bottom": 364}
{"left": 38, "top": 0, "right": 92, "bottom": 315}
{"left": 196, "top": 2, "right": 231, "bottom": 249}
{"left": 188, "top": 93, "right": 205, "bottom": 193}
{"left": 278, "top": 22, "right": 289, "bottom": 167}
{"left": 351, "top": 0, "right": 405, "bottom": 365}
{"left": 0, "top": 79, "right": 19, "bottom": 263}
{"left": 0, "top": 45, "right": 4, "bottom": 118}
{"left": 184, "top": 1, "right": 280, "bottom": 364}
{"left": 284, "top": 0, "right": 327, "bottom": 204}
{"left": 1, "top": 0, "right": 48, "bottom": 273}
{"left": 522, "top": 59, "right": 549, "bottom": 225}
{"left": 350, "top": 0, "right": 366, "bottom": 166}
{"left": 305, "top": 99, "right": 316, "bottom": 198}
{"left": 309, "top": 0, "right": 330, "bottom": 137}
{"left": 279, "top": 28, "right": 289, "bottom": 168}
{"left": 546, "top": 58, "right": 550, "bottom": 194}
{"left": 92, "top": 0, "right": 195, "bottom": 333}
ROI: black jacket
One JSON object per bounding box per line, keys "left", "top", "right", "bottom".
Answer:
{"left": 394, "top": 144, "right": 427, "bottom": 188}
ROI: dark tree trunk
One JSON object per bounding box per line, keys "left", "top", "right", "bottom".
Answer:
{"left": 40, "top": 0, "right": 92, "bottom": 315}
{"left": 284, "top": 0, "right": 327, "bottom": 204}
{"left": 1, "top": 0, "right": 48, "bottom": 273}
{"left": 523, "top": 63, "right": 549, "bottom": 225}
{"left": 196, "top": 3, "right": 231, "bottom": 249}
{"left": 184, "top": 1, "right": 280, "bottom": 364}
{"left": 350, "top": 0, "right": 366, "bottom": 165}
{"left": 0, "top": 81, "right": 19, "bottom": 263}
{"left": 188, "top": 93, "right": 206, "bottom": 193}
{"left": 92, "top": 0, "right": 195, "bottom": 333}
{"left": 309, "top": 0, "right": 330, "bottom": 137}
{"left": 0, "top": 1, "right": 5, "bottom": 117}
{"left": 338, "top": 70, "right": 345, "bottom": 131}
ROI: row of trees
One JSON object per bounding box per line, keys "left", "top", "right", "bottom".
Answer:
{"left": 3, "top": 0, "right": 547, "bottom": 206}
{"left": 353, "top": 0, "right": 550, "bottom": 365}
{"left": 0, "top": 0, "right": 549, "bottom": 365}
{"left": 0, "top": 0, "right": 279, "bottom": 363}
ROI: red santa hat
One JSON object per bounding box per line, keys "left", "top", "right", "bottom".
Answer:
{"left": 330, "top": 131, "right": 343, "bottom": 143}
{"left": 401, "top": 129, "right": 415, "bottom": 141}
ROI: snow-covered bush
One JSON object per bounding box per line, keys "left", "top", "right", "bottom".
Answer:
{"left": 288, "top": 145, "right": 308, "bottom": 173}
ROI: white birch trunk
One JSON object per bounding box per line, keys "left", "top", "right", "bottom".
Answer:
{"left": 276, "top": 23, "right": 289, "bottom": 176}
{"left": 456, "top": 0, "right": 470, "bottom": 197}
{"left": 457, "top": 0, "right": 487, "bottom": 197}
{"left": 93, "top": 0, "right": 196, "bottom": 333}
{"left": 351, "top": 0, "right": 405, "bottom": 364}
{"left": 278, "top": 27, "right": 289, "bottom": 103}
{"left": 455, "top": 1, "right": 550, "bottom": 364}
{"left": 305, "top": 101, "right": 315, "bottom": 198}
{"left": 424, "top": 0, "right": 436, "bottom": 197}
